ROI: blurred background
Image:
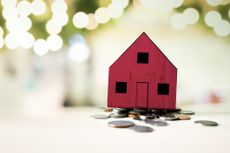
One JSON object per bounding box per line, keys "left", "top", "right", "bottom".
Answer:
{"left": 0, "top": 0, "right": 230, "bottom": 115}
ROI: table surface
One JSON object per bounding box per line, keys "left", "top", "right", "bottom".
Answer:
{"left": 0, "top": 107, "right": 230, "bottom": 153}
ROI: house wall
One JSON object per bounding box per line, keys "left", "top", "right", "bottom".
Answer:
{"left": 108, "top": 34, "right": 177, "bottom": 109}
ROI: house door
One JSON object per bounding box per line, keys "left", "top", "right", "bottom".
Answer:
{"left": 136, "top": 82, "right": 148, "bottom": 108}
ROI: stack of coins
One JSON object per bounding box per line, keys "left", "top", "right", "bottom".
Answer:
{"left": 91, "top": 107, "right": 218, "bottom": 133}
{"left": 128, "top": 111, "right": 140, "bottom": 119}
{"left": 110, "top": 108, "right": 130, "bottom": 118}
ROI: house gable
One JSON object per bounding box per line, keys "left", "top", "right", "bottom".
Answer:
{"left": 110, "top": 32, "right": 177, "bottom": 71}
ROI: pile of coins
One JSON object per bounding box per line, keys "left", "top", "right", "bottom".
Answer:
{"left": 91, "top": 107, "right": 218, "bottom": 133}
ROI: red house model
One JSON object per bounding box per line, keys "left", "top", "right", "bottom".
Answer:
{"left": 107, "top": 32, "right": 177, "bottom": 110}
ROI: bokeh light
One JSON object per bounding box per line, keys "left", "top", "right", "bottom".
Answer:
{"left": 33, "top": 39, "right": 49, "bottom": 56}
{"left": 6, "top": 19, "right": 17, "bottom": 33}
{"left": 214, "top": 20, "right": 230, "bottom": 37}
{"left": 51, "top": 0, "right": 68, "bottom": 13}
{"left": 52, "top": 13, "right": 69, "bottom": 26}
{"left": 107, "top": 4, "right": 123, "bottom": 19}
{"left": 68, "top": 42, "right": 90, "bottom": 63}
{"left": 31, "top": 0, "right": 46, "bottom": 16}
{"left": 18, "top": 16, "right": 32, "bottom": 31}
{"left": 47, "top": 35, "right": 63, "bottom": 51}
{"left": 95, "top": 7, "right": 110, "bottom": 24}
{"left": 86, "top": 14, "right": 99, "bottom": 30}
{"left": 183, "top": 8, "right": 199, "bottom": 24}
{"left": 168, "top": 0, "right": 184, "bottom": 8}
{"left": 2, "top": 6, "right": 18, "bottom": 20}
{"left": 19, "top": 32, "right": 35, "bottom": 49}
{"left": 111, "top": 0, "right": 129, "bottom": 9}
{"left": 46, "top": 20, "right": 62, "bottom": 35}
{"left": 5, "top": 16, "right": 33, "bottom": 33}
{"left": 5, "top": 33, "right": 19, "bottom": 49}
{"left": 207, "top": 0, "right": 221, "bottom": 6}
{"left": 73, "top": 12, "right": 89, "bottom": 28}
{"left": 17, "top": 0, "right": 32, "bottom": 16}
{"left": 171, "top": 8, "right": 199, "bottom": 30}
{"left": 205, "top": 11, "right": 222, "bottom": 27}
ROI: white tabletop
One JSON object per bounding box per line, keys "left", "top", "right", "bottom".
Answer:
{"left": 0, "top": 107, "right": 229, "bottom": 153}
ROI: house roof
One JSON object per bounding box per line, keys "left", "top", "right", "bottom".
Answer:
{"left": 110, "top": 32, "right": 177, "bottom": 70}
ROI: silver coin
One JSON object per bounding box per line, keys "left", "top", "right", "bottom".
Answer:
{"left": 133, "top": 125, "right": 154, "bottom": 133}
{"left": 91, "top": 114, "right": 110, "bottom": 119}
{"left": 194, "top": 120, "right": 218, "bottom": 126}
{"left": 140, "top": 114, "right": 156, "bottom": 120}
{"left": 110, "top": 113, "right": 128, "bottom": 118}
{"left": 113, "top": 111, "right": 128, "bottom": 115}
{"left": 134, "top": 109, "right": 149, "bottom": 114}
{"left": 108, "top": 120, "right": 135, "bottom": 128}
{"left": 159, "top": 114, "right": 178, "bottom": 121}
{"left": 114, "top": 108, "right": 130, "bottom": 111}
{"left": 179, "top": 110, "right": 195, "bottom": 115}
{"left": 160, "top": 115, "right": 179, "bottom": 121}
{"left": 145, "top": 120, "right": 168, "bottom": 126}
{"left": 113, "top": 108, "right": 130, "bottom": 114}
{"left": 129, "top": 111, "right": 140, "bottom": 115}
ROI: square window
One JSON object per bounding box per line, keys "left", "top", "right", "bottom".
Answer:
{"left": 116, "top": 82, "right": 127, "bottom": 93}
{"left": 157, "top": 83, "right": 169, "bottom": 95}
{"left": 137, "top": 52, "right": 149, "bottom": 64}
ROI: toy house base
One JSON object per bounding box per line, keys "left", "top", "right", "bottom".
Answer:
{"left": 107, "top": 32, "right": 177, "bottom": 110}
